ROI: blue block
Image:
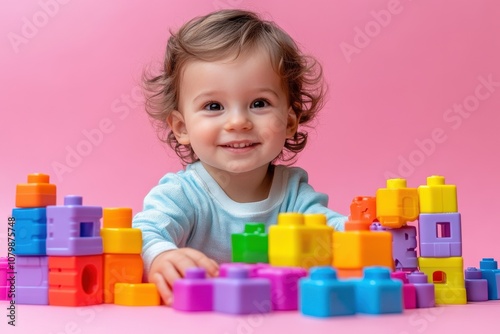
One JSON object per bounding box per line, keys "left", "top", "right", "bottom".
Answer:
{"left": 356, "top": 267, "right": 403, "bottom": 314}
{"left": 479, "top": 258, "right": 500, "bottom": 300}
{"left": 11, "top": 208, "right": 47, "bottom": 256}
{"left": 299, "top": 267, "right": 356, "bottom": 317}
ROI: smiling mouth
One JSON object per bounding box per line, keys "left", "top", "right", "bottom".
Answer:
{"left": 222, "top": 143, "right": 258, "bottom": 148}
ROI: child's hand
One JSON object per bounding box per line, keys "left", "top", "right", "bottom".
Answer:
{"left": 148, "top": 248, "right": 219, "bottom": 306}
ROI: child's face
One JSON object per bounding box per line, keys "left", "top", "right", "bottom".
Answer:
{"left": 169, "top": 47, "right": 298, "bottom": 176}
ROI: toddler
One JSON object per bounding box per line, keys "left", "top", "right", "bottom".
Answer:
{"left": 132, "top": 9, "right": 346, "bottom": 305}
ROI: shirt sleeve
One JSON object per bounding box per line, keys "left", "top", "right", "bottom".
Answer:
{"left": 285, "top": 167, "right": 348, "bottom": 231}
{"left": 132, "top": 174, "right": 195, "bottom": 273}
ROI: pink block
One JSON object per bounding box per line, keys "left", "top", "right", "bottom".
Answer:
{"left": 173, "top": 268, "right": 213, "bottom": 312}
{"left": 219, "top": 263, "right": 270, "bottom": 278}
{"left": 256, "top": 266, "right": 307, "bottom": 310}
{"left": 0, "top": 257, "right": 10, "bottom": 300}
{"left": 391, "top": 272, "right": 416, "bottom": 309}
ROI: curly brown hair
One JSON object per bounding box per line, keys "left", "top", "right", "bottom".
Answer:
{"left": 143, "top": 9, "right": 326, "bottom": 164}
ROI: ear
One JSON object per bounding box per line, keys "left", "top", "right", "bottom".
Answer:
{"left": 167, "top": 110, "right": 190, "bottom": 145}
{"left": 285, "top": 107, "right": 298, "bottom": 138}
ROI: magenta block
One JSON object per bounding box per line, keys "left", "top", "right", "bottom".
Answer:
{"left": 389, "top": 226, "right": 418, "bottom": 271}
{"left": 219, "top": 263, "right": 270, "bottom": 278}
{"left": 418, "top": 213, "right": 462, "bottom": 257}
{"left": 407, "top": 271, "right": 435, "bottom": 308}
{"left": 46, "top": 195, "right": 103, "bottom": 256}
{"left": 15, "top": 256, "right": 48, "bottom": 305}
{"left": 465, "top": 267, "right": 488, "bottom": 302}
{"left": 390, "top": 272, "right": 416, "bottom": 309}
{"left": 256, "top": 266, "right": 307, "bottom": 310}
{"left": 173, "top": 268, "right": 213, "bottom": 312}
{"left": 0, "top": 257, "right": 10, "bottom": 300}
{"left": 214, "top": 267, "right": 271, "bottom": 315}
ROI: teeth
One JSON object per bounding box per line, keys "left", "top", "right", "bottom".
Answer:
{"left": 228, "top": 143, "right": 252, "bottom": 148}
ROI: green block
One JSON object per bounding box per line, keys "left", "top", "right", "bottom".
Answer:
{"left": 231, "top": 223, "right": 269, "bottom": 263}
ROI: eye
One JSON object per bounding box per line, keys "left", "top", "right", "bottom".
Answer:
{"left": 204, "top": 102, "right": 224, "bottom": 111}
{"left": 251, "top": 99, "right": 270, "bottom": 109}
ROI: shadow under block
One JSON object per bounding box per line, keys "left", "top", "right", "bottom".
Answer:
{"left": 333, "top": 230, "right": 393, "bottom": 271}
{"left": 48, "top": 255, "right": 103, "bottom": 306}
{"left": 15, "top": 173, "right": 56, "bottom": 208}
{"left": 103, "top": 254, "right": 143, "bottom": 303}
{"left": 114, "top": 283, "right": 160, "bottom": 306}
{"left": 15, "top": 256, "right": 48, "bottom": 305}
{"left": 376, "top": 178, "right": 419, "bottom": 228}
{"left": 11, "top": 207, "right": 47, "bottom": 256}
{"left": 46, "top": 195, "right": 103, "bottom": 256}
{"left": 299, "top": 267, "right": 356, "bottom": 317}
{"left": 419, "top": 213, "right": 462, "bottom": 257}
{"left": 269, "top": 213, "right": 333, "bottom": 269}
{"left": 232, "top": 222, "right": 269, "bottom": 263}
{"left": 418, "top": 175, "right": 458, "bottom": 213}
{"left": 418, "top": 257, "right": 466, "bottom": 304}
{"left": 173, "top": 268, "right": 213, "bottom": 311}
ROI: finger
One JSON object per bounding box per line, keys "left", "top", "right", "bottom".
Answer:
{"left": 149, "top": 271, "right": 173, "bottom": 306}
{"left": 182, "top": 248, "right": 219, "bottom": 277}
{"left": 171, "top": 252, "right": 200, "bottom": 276}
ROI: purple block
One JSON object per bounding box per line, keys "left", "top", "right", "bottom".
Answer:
{"left": 0, "top": 257, "right": 10, "bottom": 300}
{"left": 407, "top": 271, "right": 435, "bottom": 308}
{"left": 219, "top": 263, "right": 270, "bottom": 278}
{"left": 46, "top": 195, "right": 103, "bottom": 256}
{"left": 15, "top": 256, "right": 48, "bottom": 305}
{"left": 419, "top": 213, "right": 462, "bottom": 257}
{"left": 465, "top": 267, "right": 488, "bottom": 302}
{"left": 390, "top": 272, "right": 416, "bottom": 309}
{"left": 214, "top": 267, "right": 271, "bottom": 315}
{"left": 173, "top": 268, "right": 213, "bottom": 312}
{"left": 389, "top": 226, "right": 418, "bottom": 271}
{"left": 255, "top": 266, "right": 307, "bottom": 310}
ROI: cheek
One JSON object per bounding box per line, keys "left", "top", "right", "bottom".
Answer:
{"left": 259, "top": 115, "right": 288, "bottom": 141}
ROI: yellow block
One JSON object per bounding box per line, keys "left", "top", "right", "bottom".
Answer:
{"left": 376, "top": 178, "right": 419, "bottom": 228}
{"left": 101, "top": 228, "right": 142, "bottom": 254}
{"left": 418, "top": 175, "right": 458, "bottom": 213}
{"left": 269, "top": 213, "right": 333, "bottom": 269}
{"left": 418, "top": 257, "right": 466, "bottom": 304}
{"left": 114, "top": 283, "right": 160, "bottom": 306}
{"left": 333, "top": 230, "right": 393, "bottom": 269}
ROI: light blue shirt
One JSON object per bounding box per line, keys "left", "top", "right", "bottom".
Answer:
{"left": 132, "top": 162, "right": 346, "bottom": 272}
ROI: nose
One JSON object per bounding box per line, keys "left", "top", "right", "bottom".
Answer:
{"left": 224, "top": 108, "right": 253, "bottom": 131}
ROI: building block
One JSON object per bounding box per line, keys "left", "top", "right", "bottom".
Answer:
{"left": 299, "top": 266, "right": 356, "bottom": 317}
{"left": 256, "top": 266, "right": 307, "bottom": 310}
{"left": 11, "top": 208, "right": 47, "bottom": 256}
{"left": 418, "top": 257, "right": 466, "bottom": 304}
{"left": 419, "top": 213, "right": 462, "bottom": 257}
{"left": 345, "top": 196, "right": 377, "bottom": 231}
{"left": 418, "top": 175, "right": 457, "bottom": 213}
{"left": 407, "top": 271, "right": 435, "bottom": 308}
{"left": 231, "top": 223, "right": 269, "bottom": 263}
{"left": 389, "top": 225, "right": 418, "bottom": 271}
{"left": 15, "top": 256, "right": 49, "bottom": 305}
{"left": 101, "top": 208, "right": 142, "bottom": 254}
{"left": 46, "top": 195, "right": 103, "bottom": 256}
{"left": 213, "top": 267, "right": 271, "bottom": 315}
{"left": 103, "top": 254, "right": 143, "bottom": 303}
{"left": 173, "top": 268, "right": 213, "bottom": 311}
{"left": 390, "top": 271, "right": 416, "bottom": 309}
{"left": 376, "top": 178, "right": 419, "bottom": 228}
{"left": 335, "top": 268, "right": 364, "bottom": 279}
{"left": 355, "top": 267, "right": 403, "bottom": 315}
{"left": 1, "top": 257, "right": 11, "bottom": 300}
{"left": 219, "top": 263, "right": 270, "bottom": 278}
{"left": 269, "top": 213, "right": 333, "bottom": 269}
{"left": 48, "top": 255, "right": 103, "bottom": 306}
{"left": 15, "top": 173, "right": 56, "bottom": 208}
{"left": 114, "top": 283, "right": 160, "bottom": 306}
{"left": 479, "top": 258, "right": 500, "bottom": 300}
{"left": 465, "top": 267, "right": 488, "bottom": 302}
{"left": 332, "top": 230, "right": 393, "bottom": 271}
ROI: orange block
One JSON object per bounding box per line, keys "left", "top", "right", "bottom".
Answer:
{"left": 48, "top": 255, "right": 103, "bottom": 306}
{"left": 16, "top": 173, "right": 56, "bottom": 208}
{"left": 103, "top": 254, "right": 143, "bottom": 303}
{"left": 336, "top": 268, "right": 364, "bottom": 279}
{"left": 114, "top": 283, "right": 160, "bottom": 306}
{"left": 103, "top": 208, "right": 133, "bottom": 228}
{"left": 347, "top": 196, "right": 377, "bottom": 230}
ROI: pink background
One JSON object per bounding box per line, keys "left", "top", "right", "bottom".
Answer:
{"left": 1, "top": 0, "right": 499, "bottom": 277}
